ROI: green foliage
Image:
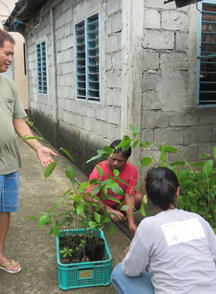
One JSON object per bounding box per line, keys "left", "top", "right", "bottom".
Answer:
{"left": 31, "top": 122, "right": 216, "bottom": 235}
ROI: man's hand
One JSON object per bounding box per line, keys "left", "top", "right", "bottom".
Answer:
{"left": 106, "top": 206, "right": 126, "bottom": 222}
{"left": 36, "top": 146, "right": 57, "bottom": 167}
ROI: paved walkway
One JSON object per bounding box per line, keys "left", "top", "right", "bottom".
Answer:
{"left": 1, "top": 138, "right": 130, "bottom": 294}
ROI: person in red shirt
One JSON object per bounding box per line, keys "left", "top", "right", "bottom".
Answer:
{"left": 87, "top": 140, "right": 143, "bottom": 234}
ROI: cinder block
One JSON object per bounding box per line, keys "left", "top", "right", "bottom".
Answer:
{"left": 145, "top": 0, "right": 175, "bottom": 9}
{"left": 169, "top": 112, "right": 198, "bottom": 127}
{"left": 176, "top": 32, "right": 188, "bottom": 51}
{"left": 106, "top": 11, "right": 122, "bottom": 35}
{"left": 168, "top": 144, "right": 198, "bottom": 162}
{"left": 142, "top": 111, "right": 169, "bottom": 128}
{"left": 155, "top": 127, "right": 184, "bottom": 145}
{"left": 143, "top": 30, "right": 174, "bottom": 50}
{"left": 106, "top": 33, "right": 122, "bottom": 53}
{"left": 143, "top": 50, "right": 160, "bottom": 70}
{"left": 183, "top": 126, "right": 212, "bottom": 145}
{"left": 142, "top": 91, "right": 161, "bottom": 110}
{"left": 161, "top": 53, "right": 188, "bottom": 71}
{"left": 143, "top": 72, "right": 161, "bottom": 91}
{"left": 162, "top": 11, "right": 189, "bottom": 31}
{"left": 144, "top": 9, "right": 161, "bottom": 29}
{"left": 107, "top": 0, "right": 121, "bottom": 15}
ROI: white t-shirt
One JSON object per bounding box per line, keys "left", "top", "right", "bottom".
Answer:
{"left": 122, "top": 209, "right": 216, "bottom": 294}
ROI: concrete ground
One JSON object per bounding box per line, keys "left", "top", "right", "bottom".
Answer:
{"left": 1, "top": 138, "right": 131, "bottom": 294}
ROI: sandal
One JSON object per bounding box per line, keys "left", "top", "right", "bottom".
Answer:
{"left": 0, "top": 259, "right": 21, "bottom": 274}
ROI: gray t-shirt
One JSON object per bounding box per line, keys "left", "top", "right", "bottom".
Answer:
{"left": 0, "top": 74, "right": 27, "bottom": 174}
{"left": 122, "top": 209, "right": 216, "bottom": 294}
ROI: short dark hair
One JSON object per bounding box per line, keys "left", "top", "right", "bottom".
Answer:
{"left": 146, "top": 167, "right": 179, "bottom": 210}
{"left": 110, "top": 139, "right": 132, "bottom": 159}
{"left": 0, "top": 29, "right": 15, "bottom": 48}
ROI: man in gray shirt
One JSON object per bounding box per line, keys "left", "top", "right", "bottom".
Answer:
{"left": 0, "top": 29, "right": 57, "bottom": 274}
{"left": 112, "top": 167, "right": 216, "bottom": 294}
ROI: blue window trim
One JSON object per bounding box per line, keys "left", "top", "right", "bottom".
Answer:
{"left": 196, "top": 0, "right": 216, "bottom": 107}
{"left": 36, "top": 41, "right": 48, "bottom": 95}
{"left": 75, "top": 13, "right": 100, "bottom": 102}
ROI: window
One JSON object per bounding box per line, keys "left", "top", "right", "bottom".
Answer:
{"left": 197, "top": 1, "right": 216, "bottom": 105}
{"left": 75, "top": 13, "right": 100, "bottom": 101}
{"left": 36, "top": 41, "right": 47, "bottom": 94}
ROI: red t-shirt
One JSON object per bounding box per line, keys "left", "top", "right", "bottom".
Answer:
{"left": 88, "top": 160, "right": 138, "bottom": 207}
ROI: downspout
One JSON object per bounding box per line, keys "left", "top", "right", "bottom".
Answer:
{"left": 50, "top": 6, "right": 59, "bottom": 148}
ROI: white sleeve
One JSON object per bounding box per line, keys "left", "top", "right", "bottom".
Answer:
{"left": 203, "top": 219, "right": 216, "bottom": 265}
{"left": 121, "top": 222, "right": 150, "bottom": 276}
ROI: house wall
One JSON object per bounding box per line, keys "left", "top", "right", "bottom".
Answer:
{"left": 26, "top": 0, "right": 122, "bottom": 173}
{"left": 24, "top": 0, "right": 216, "bottom": 176}
{"left": 140, "top": 0, "right": 216, "bottom": 168}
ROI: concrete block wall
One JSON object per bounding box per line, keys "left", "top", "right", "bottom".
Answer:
{"left": 26, "top": 0, "right": 122, "bottom": 174}
{"left": 141, "top": 0, "right": 216, "bottom": 164}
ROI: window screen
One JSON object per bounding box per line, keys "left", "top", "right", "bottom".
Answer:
{"left": 75, "top": 13, "right": 99, "bottom": 101}
{"left": 36, "top": 41, "right": 47, "bottom": 94}
{"left": 198, "top": 1, "right": 216, "bottom": 105}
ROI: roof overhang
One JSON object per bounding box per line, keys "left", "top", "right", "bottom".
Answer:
{"left": 164, "top": 0, "right": 202, "bottom": 8}
{"left": 3, "top": 0, "right": 48, "bottom": 33}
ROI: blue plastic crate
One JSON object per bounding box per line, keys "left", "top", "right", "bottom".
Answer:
{"left": 56, "top": 228, "right": 112, "bottom": 290}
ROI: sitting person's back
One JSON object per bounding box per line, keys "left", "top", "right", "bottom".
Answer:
{"left": 112, "top": 167, "right": 216, "bottom": 294}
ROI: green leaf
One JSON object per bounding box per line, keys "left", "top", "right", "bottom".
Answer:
{"left": 213, "top": 146, "right": 216, "bottom": 160}
{"left": 27, "top": 215, "right": 38, "bottom": 221}
{"left": 88, "top": 221, "right": 97, "bottom": 228}
{"left": 86, "top": 149, "right": 106, "bottom": 164}
{"left": 160, "top": 144, "right": 177, "bottom": 153}
{"left": 93, "top": 212, "right": 101, "bottom": 223}
{"left": 192, "top": 161, "right": 204, "bottom": 168}
{"left": 139, "top": 201, "right": 146, "bottom": 217}
{"left": 38, "top": 214, "right": 50, "bottom": 227}
{"left": 44, "top": 161, "right": 58, "bottom": 178}
{"left": 55, "top": 197, "right": 65, "bottom": 206}
{"left": 49, "top": 225, "right": 60, "bottom": 236}
{"left": 113, "top": 169, "right": 120, "bottom": 177}
{"left": 120, "top": 205, "right": 128, "bottom": 212}
{"left": 140, "top": 157, "right": 152, "bottom": 166}
{"left": 96, "top": 165, "right": 103, "bottom": 176}
{"left": 66, "top": 166, "right": 75, "bottom": 181}
{"left": 132, "top": 139, "right": 140, "bottom": 149}
{"left": 203, "top": 159, "right": 213, "bottom": 176}
{"left": 110, "top": 183, "right": 124, "bottom": 195}
{"left": 117, "top": 136, "right": 131, "bottom": 150}
{"left": 105, "top": 196, "right": 121, "bottom": 204}
{"left": 22, "top": 136, "right": 44, "bottom": 141}
{"left": 76, "top": 205, "right": 84, "bottom": 215}
{"left": 140, "top": 141, "right": 150, "bottom": 148}
{"left": 130, "top": 125, "right": 140, "bottom": 136}
{"left": 59, "top": 147, "right": 74, "bottom": 162}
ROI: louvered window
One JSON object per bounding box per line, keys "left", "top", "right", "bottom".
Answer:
{"left": 197, "top": 1, "right": 216, "bottom": 105}
{"left": 75, "top": 13, "right": 99, "bottom": 101}
{"left": 36, "top": 41, "right": 47, "bottom": 94}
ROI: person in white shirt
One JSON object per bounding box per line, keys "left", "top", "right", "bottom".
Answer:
{"left": 111, "top": 167, "right": 216, "bottom": 294}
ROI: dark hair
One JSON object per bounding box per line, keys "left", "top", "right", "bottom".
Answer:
{"left": 146, "top": 167, "right": 179, "bottom": 210}
{"left": 110, "top": 139, "right": 132, "bottom": 159}
{"left": 0, "top": 29, "right": 15, "bottom": 48}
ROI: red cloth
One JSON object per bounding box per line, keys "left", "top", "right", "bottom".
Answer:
{"left": 88, "top": 160, "right": 138, "bottom": 207}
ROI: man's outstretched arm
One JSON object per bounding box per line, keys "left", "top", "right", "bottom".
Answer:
{"left": 13, "top": 118, "right": 57, "bottom": 167}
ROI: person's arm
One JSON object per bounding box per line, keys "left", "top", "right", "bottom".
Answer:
{"left": 122, "top": 221, "right": 149, "bottom": 276}
{"left": 125, "top": 193, "right": 137, "bottom": 234}
{"left": 13, "top": 118, "right": 57, "bottom": 167}
{"left": 125, "top": 167, "right": 139, "bottom": 234}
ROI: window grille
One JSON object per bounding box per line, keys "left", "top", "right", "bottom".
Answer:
{"left": 197, "top": 1, "right": 216, "bottom": 105}
{"left": 75, "top": 13, "right": 99, "bottom": 101}
{"left": 36, "top": 41, "right": 47, "bottom": 94}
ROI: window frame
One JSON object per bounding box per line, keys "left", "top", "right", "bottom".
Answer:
{"left": 196, "top": 0, "right": 216, "bottom": 107}
{"left": 75, "top": 12, "right": 100, "bottom": 102}
{"left": 36, "top": 40, "right": 48, "bottom": 95}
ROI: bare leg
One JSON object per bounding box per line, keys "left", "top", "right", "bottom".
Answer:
{"left": 0, "top": 212, "right": 20, "bottom": 271}
{"left": 0, "top": 212, "right": 10, "bottom": 263}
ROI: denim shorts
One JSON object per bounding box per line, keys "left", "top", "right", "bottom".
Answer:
{"left": 0, "top": 171, "right": 20, "bottom": 212}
